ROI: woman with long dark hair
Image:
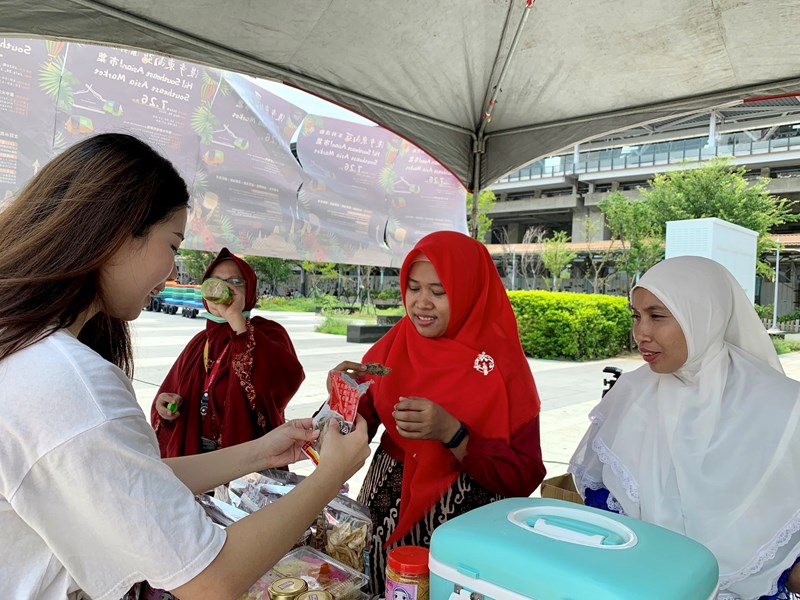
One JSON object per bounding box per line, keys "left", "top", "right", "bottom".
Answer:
{"left": 0, "top": 133, "right": 369, "bottom": 600}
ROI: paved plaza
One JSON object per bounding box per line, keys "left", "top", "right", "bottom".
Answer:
{"left": 131, "top": 310, "right": 800, "bottom": 496}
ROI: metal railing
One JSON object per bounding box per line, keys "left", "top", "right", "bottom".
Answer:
{"left": 498, "top": 135, "right": 800, "bottom": 183}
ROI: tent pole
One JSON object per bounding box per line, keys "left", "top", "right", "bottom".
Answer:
{"left": 470, "top": 138, "right": 482, "bottom": 239}
{"left": 470, "top": 0, "right": 535, "bottom": 218}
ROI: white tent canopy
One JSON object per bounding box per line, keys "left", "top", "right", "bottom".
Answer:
{"left": 2, "top": 0, "right": 800, "bottom": 191}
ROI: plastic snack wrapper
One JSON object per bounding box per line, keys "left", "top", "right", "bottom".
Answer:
{"left": 302, "top": 370, "right": 373, "bottom": 465}
{"left": 228, "top": 469, "right": 373, "bottom": 575}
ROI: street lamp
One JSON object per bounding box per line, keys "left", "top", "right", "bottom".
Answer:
{"left": 767, "top": 237, "right": 783, "bottom": 336}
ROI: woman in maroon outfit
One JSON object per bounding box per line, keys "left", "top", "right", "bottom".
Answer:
{"left": 151, "top": 248, "right": 305, "bottom": 457}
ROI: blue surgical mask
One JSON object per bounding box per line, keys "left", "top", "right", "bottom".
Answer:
{"left": 200, "top": 310, "right": 251, "bottom": 323}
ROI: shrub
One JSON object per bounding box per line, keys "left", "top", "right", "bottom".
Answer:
{"left": 772, "top": 338, "right": 800, "bottom": 355}
{"left": 777, "top": 308, "right": 800, "bottom": 323}
{"left": 754, "top": 303, "right": 773, "bottom": 319}
{"left": 507, "top": 290, "right": 631, "bottom": 361}
{"left": 376, "top": 288, "right": 401, "bottom": 301}
{"left": 316, "top": 314, "right": 350, "bottom": 335}
{"left": 256, "top": 296, "right": 317, "bottom": 312}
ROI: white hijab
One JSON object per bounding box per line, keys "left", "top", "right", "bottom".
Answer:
{"left": 569, "top": 256, "right": 800, "bottom": 600}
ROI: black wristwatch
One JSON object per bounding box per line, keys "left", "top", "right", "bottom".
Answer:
{"left": 442, "top": 421, "right": 468, "bottom": 449}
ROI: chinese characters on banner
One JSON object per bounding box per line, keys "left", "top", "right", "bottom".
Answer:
{"left": 0, "top": 39, "right": 58, "bottom": 205}
{"left": 0, "top": 38, "right": 467, "bottom": 266}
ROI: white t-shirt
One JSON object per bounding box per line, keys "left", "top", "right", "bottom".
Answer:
{"left": 0, "top": 330, "right": 226, "bottom": 600}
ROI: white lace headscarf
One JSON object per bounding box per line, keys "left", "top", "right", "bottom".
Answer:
{"left": 569, "top": 256, "right": 800, "bottom": 600}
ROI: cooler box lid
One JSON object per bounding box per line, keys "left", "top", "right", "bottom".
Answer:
{"left": 429, "top": 498, "right": 718, "bottom": 599}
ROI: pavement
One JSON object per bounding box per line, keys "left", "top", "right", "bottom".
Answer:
{"left": 131, "top": 310, "right": 800, "bottom": 498}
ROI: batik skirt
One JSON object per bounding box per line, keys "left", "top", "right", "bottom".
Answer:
{"left": 357, "top": 446, "right": 502, "bottom": 596}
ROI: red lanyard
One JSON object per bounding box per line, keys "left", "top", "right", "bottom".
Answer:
{"left": 203, "top": 340, "right": 230, "bottom": 393}
{"left": 200, "top": 340, "right": 230, "bottom": 420}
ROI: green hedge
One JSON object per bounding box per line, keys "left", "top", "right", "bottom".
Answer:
{"left": 507, "top": 291, "right": 632, "bottom": 361}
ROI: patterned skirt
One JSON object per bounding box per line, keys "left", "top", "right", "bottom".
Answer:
{"left": 357, "top": 446, "right": 502, "bottom": 596}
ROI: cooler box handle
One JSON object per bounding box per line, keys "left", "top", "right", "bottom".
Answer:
{"left": 508, "top": 505, "right": 637, "bottom": 550}
{"left": 528, "top": 516, "right": 624, "bottom": 546}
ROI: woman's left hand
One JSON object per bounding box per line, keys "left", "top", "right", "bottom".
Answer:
{"left": 393, "top": 396, "right": 461, "bottom": 443}
{"left": 258, "top": 418, "right": 319, "bottom": 468}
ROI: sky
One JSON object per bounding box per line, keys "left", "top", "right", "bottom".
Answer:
{"left": 247, "top": 76, "right": 376, "bottom": 126}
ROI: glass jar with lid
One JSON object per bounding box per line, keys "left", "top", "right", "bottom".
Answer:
{"left": 268, "top": 576, "right": 308, "bottom": 600}
{"left": 385, "top": 545, "right": 429, "bottom": 600}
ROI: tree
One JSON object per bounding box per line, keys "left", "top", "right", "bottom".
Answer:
{"left": 244, "top": 256, "right": 295, "bottom": 295}
{"left": 581, "top": 215, "right": 617, "bottom": 294}
{"left": 518, "top": 225, "right": 547, "bottom": 289}
{"left": 466, "top": 189, "right": 496, "bottom": 240}
{"left": 598, "top": 191, "right": 663, "bottom": 292}
{"left": 301, "top": 261, "right": 339, "bottom": 296}
{"left": 496, "top": 225, "right": 547, "bottom": 290}
{"left": 178, "top": 249, "right": 216, "bottom": 283}
{"left": 642, "top": 159, "right": 798, "bottom": 278}
{"left": 541, "top": 231, "right": 577, "bottom": 291}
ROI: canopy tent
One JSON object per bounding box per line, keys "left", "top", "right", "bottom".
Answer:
{"left": 2, "top": 0, "right": 800, "bottom": 196}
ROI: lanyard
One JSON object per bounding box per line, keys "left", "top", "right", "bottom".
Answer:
{"left": 199, "top": 340, "right": 230, "bottom": 419}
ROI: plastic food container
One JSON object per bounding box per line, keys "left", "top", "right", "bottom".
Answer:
{"left": 273, "top": 546, "right": 368, "bottom": 599}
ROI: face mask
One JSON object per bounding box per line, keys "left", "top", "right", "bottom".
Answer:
{"left": 200, "top": 310, "right": 251, "bottom": 324}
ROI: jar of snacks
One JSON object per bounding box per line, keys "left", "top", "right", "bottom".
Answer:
{"left": 268, "top": 576, "right": 308, "bottom": 600}
{"left": 385, "top": 545, "right": 430, "bottom": 600}
{"left": 295, "top": 592, "right": 333, "bottom": 600}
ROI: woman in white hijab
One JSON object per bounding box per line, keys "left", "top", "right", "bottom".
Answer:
{"left": 569, "top": 256, "right": 800, "bottom": 600}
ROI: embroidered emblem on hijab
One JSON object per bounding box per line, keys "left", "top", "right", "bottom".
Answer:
{"left": 474, "top": 351, "right": 494, "bottom": 375}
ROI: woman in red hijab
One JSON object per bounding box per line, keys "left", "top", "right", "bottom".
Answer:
{"left": 151, "top": 248, "right": 305, "bottom": 457}
{"left": 339, "top": 231, "right": 545, "bottom": 594}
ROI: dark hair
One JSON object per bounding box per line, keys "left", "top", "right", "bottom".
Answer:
{"left": 0, "top": 133, "right": 189, "bottom": 376}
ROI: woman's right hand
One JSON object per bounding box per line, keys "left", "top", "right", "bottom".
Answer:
{"left": 155, "top": 392, "right": 182, "bottom": 420}
{"left": 317, "top": 414, "right": 371, "bottom": 482}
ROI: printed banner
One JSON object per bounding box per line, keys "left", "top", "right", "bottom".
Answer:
{"left": 0, "top": 38, "right": 58, "bottom": 205}
{"left": 0, "top": 38, "right": 467, "bottom": 266}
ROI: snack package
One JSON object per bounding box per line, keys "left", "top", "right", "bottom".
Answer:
{"left": 196, "top": 492, "right": 249, "bottom": 527}
{"left": 301, "top": 371, "right": 373, "bottom": 465}
{"left": 311, "top": 492, "right": 373, "bottom": 574}
{"left": 231, "top": 470, "right": 373, "bottom": 574}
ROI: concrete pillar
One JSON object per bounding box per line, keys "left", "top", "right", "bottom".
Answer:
{"left": 572, "top": 205, "right": 606, "bottom": 243}
{"left": 707, "top": 110, "right": 717, "bottom": 147}
{"left": 611, "top": 181, "right": 620, "bottom": 192}
{"left": 761, "top": 167, "right": 771, "bottom": 178}
{"left": 507, "top": 222, "right": 521, "bottom": 244}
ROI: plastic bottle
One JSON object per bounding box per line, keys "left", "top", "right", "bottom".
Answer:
{"left": 385, "top": 545, "right": 430, "bottom": 600}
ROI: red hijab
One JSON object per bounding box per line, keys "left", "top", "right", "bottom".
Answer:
{"left": 152, "top": 248, "right": 304, "bottom": 457}
{"left": 362, "top": 231, "right": 540, "bottom": 545}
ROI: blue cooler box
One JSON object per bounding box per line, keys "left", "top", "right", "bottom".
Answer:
{"left": 429, "top": 498, "right": 718, "bottom": 599}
